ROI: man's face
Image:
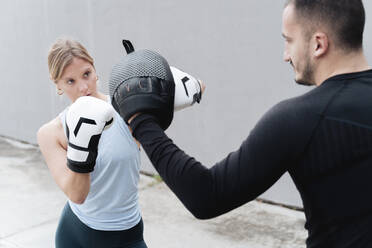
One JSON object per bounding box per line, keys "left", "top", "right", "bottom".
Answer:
{"left": 282, "top": 4, "right": 315, "bottom": 86}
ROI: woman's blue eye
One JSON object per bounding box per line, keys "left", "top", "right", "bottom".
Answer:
{"left": 67, "top": 79, "right": 74, "bottom": 85}
{"left": 84, "top": 71, "right": 91, "bottom": 77}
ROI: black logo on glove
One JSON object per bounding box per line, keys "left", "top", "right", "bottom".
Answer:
{"left": 74, "top": 118, "right": 97, "bottom": 137}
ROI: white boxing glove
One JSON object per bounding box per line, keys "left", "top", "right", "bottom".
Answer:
{"left": 171, "top": 66, "right": 202, "bottom": 112}
{"left": 66, "top": 96, "right": 114, "bottom": 173}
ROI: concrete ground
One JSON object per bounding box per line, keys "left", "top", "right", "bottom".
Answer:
{"left": 0, "top": 136, "right": 307, "bottom": 248}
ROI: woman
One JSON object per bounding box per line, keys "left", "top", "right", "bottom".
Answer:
{"left": 37, "top": 38, "right": 147, "bottom": 248}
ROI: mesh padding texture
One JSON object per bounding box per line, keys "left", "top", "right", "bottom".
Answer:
{"left": 109, "top": 49, "right": 173, "bottom": 98}
{"left": 108, "top": 49, "right": 175, "bottom": 130}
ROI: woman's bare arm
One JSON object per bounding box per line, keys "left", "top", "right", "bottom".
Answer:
{"left": 37, "top": 117, "right": 90, "bottom": 204}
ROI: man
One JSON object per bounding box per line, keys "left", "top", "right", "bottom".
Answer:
{"left": 112, "top": 0, "right": 372, "bottom": 246}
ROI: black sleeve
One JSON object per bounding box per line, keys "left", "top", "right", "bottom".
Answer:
{"left": 130, "top": 101, "right": 313, "bottom": 219}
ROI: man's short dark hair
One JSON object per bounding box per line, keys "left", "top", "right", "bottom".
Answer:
{"left": 286, "top": 0, "right": 365, "bottom": 51}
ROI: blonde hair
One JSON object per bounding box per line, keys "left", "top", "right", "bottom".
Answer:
{"left": 48, "top": 38, "right": 94, "bottom": 82}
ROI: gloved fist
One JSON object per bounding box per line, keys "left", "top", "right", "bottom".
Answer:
{"left": 171, "top": 66, "right": 203, "bottom": 112}
{"left": 66, "top": 96, "right": 114, "bottom": 173}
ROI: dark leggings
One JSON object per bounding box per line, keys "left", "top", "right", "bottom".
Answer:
{"left": 55, "top": 203, "right": 148, "bottom": 248}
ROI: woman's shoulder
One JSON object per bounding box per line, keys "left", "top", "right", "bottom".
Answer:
{"left": 37, "top": 116, "right": 67, "bottom": 149}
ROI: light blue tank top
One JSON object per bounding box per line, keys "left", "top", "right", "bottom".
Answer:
{"left": 59, "top": 97, "right": 141, "bottom": 231}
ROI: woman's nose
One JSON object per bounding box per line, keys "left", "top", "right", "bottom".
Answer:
{"left": 79, "top": 81, "right": 88, "bottom": 93}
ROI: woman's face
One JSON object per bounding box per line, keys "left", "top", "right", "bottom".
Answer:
{"left": 56, "top": 57, "right": 98, "bottom": 102}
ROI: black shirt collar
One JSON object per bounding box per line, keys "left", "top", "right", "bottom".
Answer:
{"left": 323, "top": 69, "right": 372, "bottom": 84}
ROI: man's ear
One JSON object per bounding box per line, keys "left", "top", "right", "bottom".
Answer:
{"left": 313, "top": 32, "right": 329, "bottom": 58}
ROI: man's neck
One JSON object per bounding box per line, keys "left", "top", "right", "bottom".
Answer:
{"left": 315, "top": 50, "right": 371, "bottom": 86}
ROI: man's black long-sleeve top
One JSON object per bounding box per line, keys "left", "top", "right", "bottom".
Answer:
{"left": 130, "top": 70, "right": 372, "bottom": 247}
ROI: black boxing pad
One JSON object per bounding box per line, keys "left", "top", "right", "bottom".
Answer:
{"left": 109, "top": 49, "right": 175, "bottom": 130}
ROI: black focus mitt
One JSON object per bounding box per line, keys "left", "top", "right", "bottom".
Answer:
{"left": 109, "top": 41, "right": 175, "bottom": 130}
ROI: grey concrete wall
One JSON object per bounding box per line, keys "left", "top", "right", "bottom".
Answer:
{"left": 1, "top": 0, "right": 372, "bottom": 207}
